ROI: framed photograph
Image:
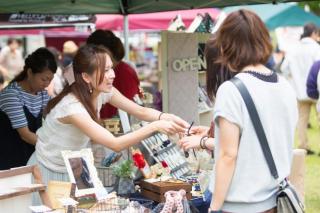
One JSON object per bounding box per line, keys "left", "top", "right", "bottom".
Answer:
{"left": 62, "top": 149, "right": 104, "bottom": 197}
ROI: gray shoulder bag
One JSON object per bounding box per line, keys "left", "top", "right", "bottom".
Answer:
{"left": 230, "top": 77, "right": 304, "bottom": 213}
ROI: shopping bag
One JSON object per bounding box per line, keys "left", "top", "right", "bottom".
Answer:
{"left": 277, "top": 180, "right": 304, "bottom": 213}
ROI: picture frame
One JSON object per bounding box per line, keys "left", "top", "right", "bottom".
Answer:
{"left": 118, "top": 109, "right": 131, "bottom": 133}
{"left": 62, "top": 149, "right": 104, "bottom": 197}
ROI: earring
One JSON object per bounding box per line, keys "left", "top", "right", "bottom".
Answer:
{"left": 88, "top": 84, "right": 93, "bottom": 94}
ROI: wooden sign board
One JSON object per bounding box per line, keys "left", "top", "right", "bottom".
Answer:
{"left": 161, "top": 31, "right": 211, "bottom": 125}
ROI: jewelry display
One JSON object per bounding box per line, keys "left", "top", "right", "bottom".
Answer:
{"left": 141, "top": 133, "right": 191, "bottom": 178}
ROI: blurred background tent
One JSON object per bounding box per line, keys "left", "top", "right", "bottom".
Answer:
{"left": 0, "top": 8, "right": 220, "bottom": 34}
{"left": 223, "top": 3, "right": 320, "bottom": 30}
{"left": 96, "top": 8, "right": 220, "bottom": 31}
{"left": 0, "top": 0, "right": 316, "bottom": 58}
{"left": 0, "top": 1, "right": 314, "bottom": 14}
{"left": 0, "top": 8, "right": 219, "bottom": 54}
{"left": 0, "top": 0, "right": 316, "bottom": 55}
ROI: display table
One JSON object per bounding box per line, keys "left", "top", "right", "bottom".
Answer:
{"left": 128, "top": 192, "right": 210, "bottom": 213}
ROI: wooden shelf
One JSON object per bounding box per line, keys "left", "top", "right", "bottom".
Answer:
{"left": 0, "top": 184, "right": 45, "bottom": 200}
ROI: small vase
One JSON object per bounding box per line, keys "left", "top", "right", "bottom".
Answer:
{"left": 116, "top": 177, "right": 135, "bottom": 196}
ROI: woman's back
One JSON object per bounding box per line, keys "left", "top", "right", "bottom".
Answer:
{"left": 212, "top": 72, "right": 298, "bottom": 212}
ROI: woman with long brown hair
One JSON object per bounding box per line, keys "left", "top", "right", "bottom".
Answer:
{"left": 179, "top": 10, "right": 298, "bottom": 212}
{"left": 28, "top": 44, "right": 188, "bottom": 194}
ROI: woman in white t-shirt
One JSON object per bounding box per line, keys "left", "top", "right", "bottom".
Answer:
{"left": 28, "top": 44, "right": 188, "bottom": 189}
{"left": 179, "top": 10, "right": 298, "bottom": 213}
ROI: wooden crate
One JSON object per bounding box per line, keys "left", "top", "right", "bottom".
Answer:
{"left": 103, "top": 118, "right": 122, "bottom": 135}
{"left": 140, "top": 180, "right": 192, "bottom": 203}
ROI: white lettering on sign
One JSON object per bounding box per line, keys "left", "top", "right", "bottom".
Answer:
{"left": 172, "top": 57, "right": 206, "bottom": 72}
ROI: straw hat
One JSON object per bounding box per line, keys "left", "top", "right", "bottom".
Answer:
{"left": 63, "top": 40, "right": 78, "bottom": 54}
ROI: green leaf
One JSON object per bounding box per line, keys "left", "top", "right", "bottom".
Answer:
{"left": 112, "top": 160, "right": 134, "bottom": 178}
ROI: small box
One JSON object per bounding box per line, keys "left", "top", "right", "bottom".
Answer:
{"left": 140, "top": 180, "right": 192, "bottom": 203}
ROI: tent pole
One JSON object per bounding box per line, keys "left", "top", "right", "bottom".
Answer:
{"left": 124, "top": 15, "right": 129, "bottom": 61}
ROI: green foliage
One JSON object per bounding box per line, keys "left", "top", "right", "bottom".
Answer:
{"left": 298, "top": 1, "right": 320, "bottom": 16}
{"left": 297, "top": 107, "right": 320, "bottom": 212}
{"left": 112, "top": 160, "right": 134, "bottom": 178}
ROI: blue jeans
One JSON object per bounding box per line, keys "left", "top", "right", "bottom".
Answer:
{"left": 191, "top": 189, "right": 212, "bottom": 213}
{"left": 203, "top": 189, "right": 213, "bottom": 207}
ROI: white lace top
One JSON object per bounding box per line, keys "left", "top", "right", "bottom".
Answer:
{"left": 36, "top": 91, "right": 113, "bottom": 173}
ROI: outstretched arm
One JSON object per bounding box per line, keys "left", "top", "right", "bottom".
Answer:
{"left": 178, "top": 135, "right": 214, "bottom": 151}
{"left": 108, "top": 88, "right": 189, "bottom": 132}
{"left": 62, "top": 113, "right": 180, "bottom": 152}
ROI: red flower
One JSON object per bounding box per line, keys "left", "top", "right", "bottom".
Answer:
{"left": 161, "top": 161, "right": 168, "bottom": 168}
{"left": 132, "top": 153, "right": 146, "bottom": 169}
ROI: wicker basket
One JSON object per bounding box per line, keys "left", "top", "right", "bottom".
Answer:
{"left": 96, "top": 166, "right": 116, "bottom": 187}
{"left": 88, "top": 197, "right": 129, "bottom": 212}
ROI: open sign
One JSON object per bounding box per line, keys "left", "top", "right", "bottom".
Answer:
{"left": 172, "top": 57, "right": 206, "bottom": 72}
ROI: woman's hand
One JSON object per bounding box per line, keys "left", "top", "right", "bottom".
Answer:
{"left": 153, "top": 120, "right": 180, "bottom": 135}
{"left": 160, "top": 113, "right": 189, "bottom": 133}
{"left": 178, "top": 135, "right": 202, "bottom": 150}
{"left": 189, "top": 125, "right": 210, "bottom": 136}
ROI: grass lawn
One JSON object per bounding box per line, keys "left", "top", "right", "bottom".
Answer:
{"left": 303, "top": 108, "right": 320, "bottom": 212}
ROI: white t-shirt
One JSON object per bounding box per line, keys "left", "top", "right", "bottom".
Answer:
{"left": 281, "top": 37, "right": 320, "bottom": 101}
{"left": 0, "top": 46, "right": 24, "bottom": 79}
{"left": 36, "top": 91, "right": 113, "bottom": 173}
{"left": 210, "top": 73, "right": 298, "bottom": 212}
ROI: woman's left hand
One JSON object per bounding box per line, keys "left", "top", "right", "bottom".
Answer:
{"left": 178, "top": 135, "right": 202, "bottom": 150}
{"left": 160, "top": 113, "right": 189, "bottom": 133}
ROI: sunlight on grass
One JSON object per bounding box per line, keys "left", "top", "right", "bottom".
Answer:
{"left": 303, "top": 107, "right": 320, "bottom": 212}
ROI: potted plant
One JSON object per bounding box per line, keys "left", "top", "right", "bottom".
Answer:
{"left": 112, "top": 160, "right": 135, "bottom": 195}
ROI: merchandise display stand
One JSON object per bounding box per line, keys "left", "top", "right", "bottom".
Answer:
{"left": 140, "top": 132, "right": 191, "bottom": 178}
{"left": 161, "top": 31, "right": 212, "bottom": 126}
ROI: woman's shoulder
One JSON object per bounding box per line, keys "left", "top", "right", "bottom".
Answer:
{"left": 59, "top": 93, "right": 81, "bottom": 106}
{"left": 0, "top": 82, "right": 20, "bottom": 97}
{"left": 50, "top": 93, "right": 88, "bottom": 118}
{"left": 216, "top": 79, "right": 238, "bottom": 96}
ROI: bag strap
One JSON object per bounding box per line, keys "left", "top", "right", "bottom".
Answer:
{"left": 230, "top": 77, "right": 279, "bottom": 179}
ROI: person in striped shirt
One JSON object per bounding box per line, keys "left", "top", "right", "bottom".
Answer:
{"left": 0, "top": 48, "right": 57, "bottom": 170}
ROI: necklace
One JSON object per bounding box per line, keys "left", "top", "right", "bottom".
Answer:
{"left": 243, "top": 70, "right": 278, "bottom": 83}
